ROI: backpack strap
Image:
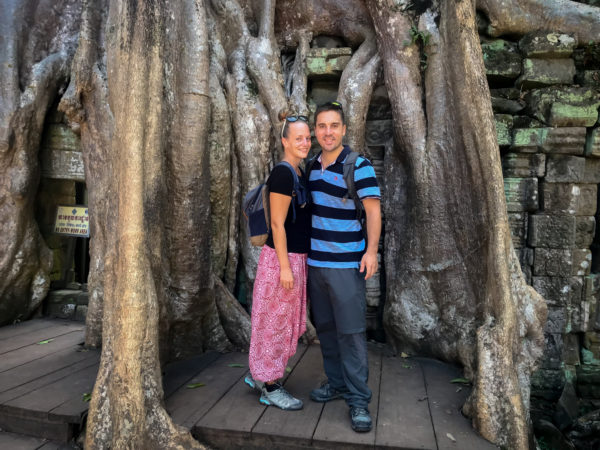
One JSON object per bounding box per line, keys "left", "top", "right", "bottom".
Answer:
{"left": 342, "top": 151, "right": 366, "bottom": 236}
{"left": 274, "top": 161, "right": 300, "bottom": 223}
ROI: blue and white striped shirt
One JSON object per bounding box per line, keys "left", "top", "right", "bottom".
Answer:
{"left": 308, "top": 146, "right": 381, "bottom": 269}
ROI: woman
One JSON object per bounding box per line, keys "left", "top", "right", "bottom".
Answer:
{"left": 244, "top": 112, "right": 311, "bottom": 410}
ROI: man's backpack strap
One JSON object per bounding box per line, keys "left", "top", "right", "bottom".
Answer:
{"left": 342, "top": 151, "right": 364, "bottom": 225}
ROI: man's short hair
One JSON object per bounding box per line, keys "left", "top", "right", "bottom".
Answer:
{"left": 314, "top": 101, "right": 345, "bottom": 125}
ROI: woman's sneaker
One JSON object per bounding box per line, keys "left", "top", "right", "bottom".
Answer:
{"left": 244, "top": 374, "right": 264, "bottom": 392}
{"left": 259, "top": 385, "right": 303, "bottom": 411}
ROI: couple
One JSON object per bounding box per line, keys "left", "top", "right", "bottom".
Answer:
{"left": 245, "top": 101, "right": 381, "bottom": 433}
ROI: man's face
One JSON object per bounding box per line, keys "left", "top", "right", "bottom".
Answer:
{"left": 315, "top": 110, "right": 346, "bottom": 154}
{"left": 282, "top": 122, "right": 311, "bottom": 159}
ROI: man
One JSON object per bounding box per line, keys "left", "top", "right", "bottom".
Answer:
{"left": 307, "top": 101, "right": 381, "bottom": 432}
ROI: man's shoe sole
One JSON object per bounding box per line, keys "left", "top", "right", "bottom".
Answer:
{"left": 351, "top": 423, "right": 372, "bottom": 432}
{"left": 309, "top": 392, "right": 346, "bottom": 402}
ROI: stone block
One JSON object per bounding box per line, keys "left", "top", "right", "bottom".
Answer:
{"left": 545, "top": 306, "right": 569, "bottom": 333}
{"left": 365, "top": 120, "right": 393, "bottom": 146}
{"left": 577, "top": 365, "right": 600, "bottom": 398}
{"left": 494, "top": 114, "right": 513, "bottom": 146}
{"left": 526, "top": 87, "right": 600, "bottom": 127}
{"left": 306, "top": 47, "right": 352, "bottom": 77}
{"left": 533, "top": 249, "right": 572, "bottom": 277}
{"left": 513, "top": 116, "right": 544, "bottom": 128}
{"left": 519, "top": 32, "right": 577, "bottom": 58}
{"left": 42, "top": 124, "right": 81, "bottom": 152}
{"left": 76, "top": 291, "right": 89, "bottom": 305}
{"left": 575, "top": 216, "right": 596, "bottom": 248}
{"left": 46, "top": 302, "right": 76, "bottom": 320}
{"left": 533, "top": 276, "right": 582, "bottom": 307}
{"left": 40, "top": 149, "right": 85, "bottom": 182}
{"left": 528, "top": 214, "right": 576, "bottom": 248}
{"left": 531, "top": 367, "right": 565, "bottom": 397}
{"left": 508, "top": 212, "right": 528, "bottom": 247}
{"left": 583, "top": 158, "right": 600, "bottom": 183}
{"left": 502, "top": 153, "right": 545, "bottom": 177}
{"left": 539, "top": 127, "right": 586, "bottom": 155}
{"left": 572, "top": 249, "right": 592, "bottom": 276}
{"left": 541, "top": 183, "right": 598, "bottom": 216}
{"left": 47, "top": 289, "right": 79, "bottom": 304}
{"left": 517, "top": 58, "right": 576, "bottom": 88}
{"left": 367, "top": 85, "right": 392, "bottom": 120}
{"left": 585, "top": 128, "right": 600, "bottom": 158}
{"left": 481, "top": 39, "right": 522, "bottom": 81}
{"left": 577, "top": 70, "right": 600, "bottom": 88}
{"left": 563, "top": 334, "right": 580, "bottom": 366}
{"left": 554, "top": 381, "right": 579, "bottom": 430}
{"left": 74, "top": 305, "right": 87, "bottom": 322}
{"left": 545, "top": 155, "right": 586, "bottom": 183}
{"left": 504, "top": 177, "right": 538, "bottom": 212}
{"left": 511, "top": 128, "right": 544, "bottom": 153}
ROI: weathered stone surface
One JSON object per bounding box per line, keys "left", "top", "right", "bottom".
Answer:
{"left": 532, "top": 367, "right": 566, "bottom": 398}
{"left": 533, "top": 276, "right": 582, "bottom": 307}
{"left": 519, "top": 32, "right": 577, "bottom": 58}
{"left": 365, "top": 120, "right": 393, "bottom": 146}
{"left": 42, "top": 124, "right": 81, "bottom": 152}
{"left": 502, "top": 153, "right": 545, "bottom": 177}
{"left": 554, "top": 381, "right": 580, "bottom": 430}
{"left": 585, "top": 128, "right": 600, "bottom": 158}
{"left": 517, "top": 58, "right": 576, "bottom": 88}
{"left": 75, "top": 304, "right": 88, "bottom": 321}
{"left": 541, "top": 183, "right": 598, "bottom": 215}
{"left": 577, "top": 70, "right": 600, "bottom": 88}
{"left": 545, "top": 155, "right": 586, "bottom": 183}
{"left": 306, "top": 47, "right": 352, "bottom": 77}
{"left": 533, "top": 249, "right": 572, "bottom": 277}
{"left": 529, "top": 215, "right": 576, "bottom": 248}
{"left": 545, "top": 306, "right": 569, "bottom": 333}
{"left": 566, "top": 409, "right": 600, "bottom": 450}
{"left": 563, "top": 333, "right": 580, "bottom": 366}
{"left": 504, "top": 177, "right": 538, "bottom": 211}
{"left": 539, "top": 127, "right": 586, "bottom": 155}
{"left": 494, "top": 114, "right": 513, "bottom": 146}
{"left": 481, "top": 39, "right": 521, "bottom": 81}
{"left": 513, "top": 116, "right": 545, "bottom": 128}
{"left": 572, "top": 249, "right": 592, "bottom": 276}
{"left": 575, "top": 216, "right": 596, "bottom": 248}
{"left": 577, "top": 365, "right": 600, "bottom": 398}
{"left": 511, "top": 128, "right": 544, "bottom": 153}
{"left": 526, "top": 87, "right": 600, "bottom": 127}
{"left": 366, "top": 84, "right": 392, "bottom": 120}
{"left": 46, "top": 302, "right": 76, "bottom": 319}
{"left": 40, "top": 149, "right": 85, "bottom": 182}
{"left": 583, "top": 158, "right": 600, "bottom": 183}
{"left": 572, "top": 298, "right": 592, "bottom": 333}
{"left": 508, "top": 212, "right": 528, "bottom": 247}
{"left": 533, "top": 419, "right": 576, "bottom": 450}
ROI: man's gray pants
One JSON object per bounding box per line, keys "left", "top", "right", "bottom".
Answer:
{"left": 308, "top": 266, "right": 371, "bottom": 409}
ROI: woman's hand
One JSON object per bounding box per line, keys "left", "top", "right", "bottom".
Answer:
{"left": 280, "top": 267, "right": 294, "bottom": 290}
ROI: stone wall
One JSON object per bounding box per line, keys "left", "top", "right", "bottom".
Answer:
{"left": 482, "top": 31, "right": 600, "bottom": 445}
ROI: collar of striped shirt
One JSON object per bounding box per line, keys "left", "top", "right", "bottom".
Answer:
{"left": 317, "top": 145, "right": 351, "bottom": 174}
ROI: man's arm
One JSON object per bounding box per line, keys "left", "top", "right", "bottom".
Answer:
{"left": 359, "top": 197, "right": 381, "bottom": 280}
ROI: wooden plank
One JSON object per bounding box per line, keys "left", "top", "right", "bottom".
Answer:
{"left": 312, "top": 344, "right": 383, "bottom": 449}
{"left": 251, "top": 344, "right": 325, "bottom": 448}
{"left": 375, "top": 357, "right": 437, "bottom": 450}
{"left": 167, "top": 352, "right": 249, "bottom": 429}
{"left": 0, "top": 346, "right": 97, "bottom": 394}
{"left": 0, "top": 431, "right": 50, "bottom": 450}
{"left": 0, "top": 331, "right": 86, "bottom": 373}
{"left": 0, "top": 319, "right": 58, "bottom": 341}
{"left": 2, "top": 364, "right": 99, "bottom": 420}
{"left": 163, "top": 351, "right": 221, "bottom": 399}
{"left": 193, "top": 344, "right": 308, "bottom": 447}
{"left": 416, "top": 358, "right": 497, "bottom": 450}
{"left": 0, "top": 351, "right": 99, "bottom": 405}
{"left": 0, "top": 321, "right": 83, "bottom": 355}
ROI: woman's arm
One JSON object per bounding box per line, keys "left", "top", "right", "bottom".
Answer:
{"left": 270, "top": 191, "right": 294, "bottom": 289}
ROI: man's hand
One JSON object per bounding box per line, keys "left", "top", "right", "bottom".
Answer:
{"left": 280, "top": 267, "right": 294, "bottom": 289}
{"left": 359, "top": 251, "right": 378, "bottom": 280}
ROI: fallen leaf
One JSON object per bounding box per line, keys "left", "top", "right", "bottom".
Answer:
{"left": 446, "top": 433, "right": 456, "bottom": 442}
{"left": 450, "top": 377, "right": 470, "bottom": 385}
{"left": 402, "top": 364, "right": 412, "bottom": 369}
{"left": 37, "top": 339, "right": 53, "bottom": 345}
{"left": 186, "top": 383, "right": 206, "bottom": 389}
{"left": 228, "top": 363, "right": 245, "bottom": 368}
{"left": 285, "top": 367, "right": 292, "bottom": 373}
{"left": 82, "top": 393, "right": 91, "bottom": 402}
{"left": 400, "top": 352, "right": 409, "bottom": 358}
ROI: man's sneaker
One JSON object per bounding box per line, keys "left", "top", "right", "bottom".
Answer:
{"left": 259, "top": 385, "right": 303, "bottom": 411}
{"left": 350, "top": 407, "right": 372, "bottom": 432}
{"left": 244, "top": 374, "right": 264, "bottom": 392}
{"left": 310, "top": 381, "right": 348, "bottom": 402}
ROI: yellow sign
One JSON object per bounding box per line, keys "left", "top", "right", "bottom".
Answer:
{"left": 54, "top": 205, "right": 90, "bottom": 237}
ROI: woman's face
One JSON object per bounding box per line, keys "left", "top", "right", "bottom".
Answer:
{"left": 282, "top": 121, "right": 311, "bottom": 160}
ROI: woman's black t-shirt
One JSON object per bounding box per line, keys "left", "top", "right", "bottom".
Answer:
{"left": 265, "top": 165, "right": 310, "bottom": 254}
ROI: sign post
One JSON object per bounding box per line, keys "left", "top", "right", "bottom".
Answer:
{"left": 54, "top": 206, "right": 90, "bottom": 237}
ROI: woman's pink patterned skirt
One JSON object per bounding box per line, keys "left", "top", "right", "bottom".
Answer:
{"left": 249, "top": 245, "right": 307, "bottom": 383}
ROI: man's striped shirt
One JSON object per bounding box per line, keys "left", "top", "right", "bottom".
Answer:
{"left": 308, "top": 146, "right": 381, "bottom": 269}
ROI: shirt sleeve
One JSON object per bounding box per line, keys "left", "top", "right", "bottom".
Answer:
{"left": 268, "top": 165, "right": 294, "bottom": 197}
{"left": 354, "top": 157, "right": 381, "bottom": 200}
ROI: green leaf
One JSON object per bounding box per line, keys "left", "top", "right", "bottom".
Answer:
{"left": 227, "top": 363, "right": 245, "bottom": 368}
{"left": 450, "top": 377, "right": 471, "bottom": 384}
{"left": 186, "top": 383, "right": 206, "bottom": 389}
{"left": 37, "top": 339, "right": 53, "bottom": 345}
{"left": 285, "top": 367, "right": 292, "bottom": 373}
{"left": 402, "top": 364, "right": 412, "bottom": 369}
{"left": 82, "top": 393, "right": 92, "bottom": 402}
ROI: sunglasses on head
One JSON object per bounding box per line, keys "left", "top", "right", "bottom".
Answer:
{"left": 328, "top": 101, "right": 343, "bottom": 110}
{"left": 281, "top": 115, "right": 309, "bottom": 138}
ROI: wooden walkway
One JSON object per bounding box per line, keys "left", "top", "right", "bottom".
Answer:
{"left": 0, "top": 319, "right": 496, "bottom": 449}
